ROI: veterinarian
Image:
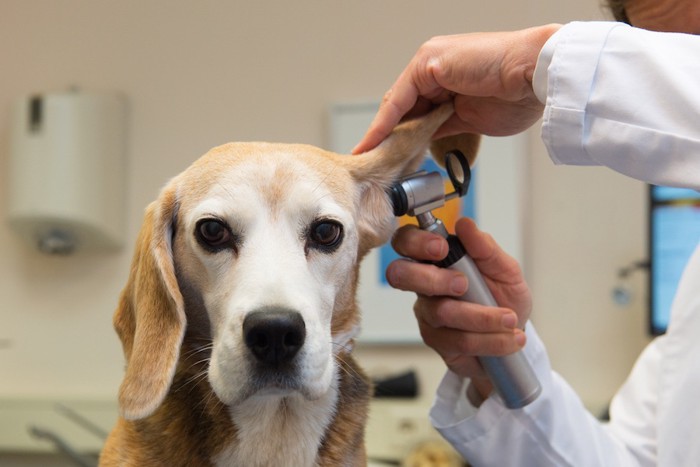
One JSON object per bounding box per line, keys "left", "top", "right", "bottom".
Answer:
{"left": 354, "top": 0, "right": 700, "bottom": 465}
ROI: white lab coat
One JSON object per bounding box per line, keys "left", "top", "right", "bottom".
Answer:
{"left": 430, "top": 21, "right": 700, "bottom": 466}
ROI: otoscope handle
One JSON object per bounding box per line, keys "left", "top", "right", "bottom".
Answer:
{"left": 438, "top": 235, "right": 542, "bottom": 409}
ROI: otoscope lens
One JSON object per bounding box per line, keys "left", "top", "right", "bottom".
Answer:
{"left": 448, "top": 157, "right": 465, "bottom": 183}
{"left": 445, "top": 150, "right": 471, "bottom": 197}
{"left": 389, "top": 184, "right": 409, "bottom": 216}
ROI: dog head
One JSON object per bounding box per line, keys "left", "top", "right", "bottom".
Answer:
{"left": 113, "top": 104, "right": 479, "bottom": 420}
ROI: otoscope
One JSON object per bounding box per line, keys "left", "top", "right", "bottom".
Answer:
{"left": 389, "top": 150, "right": 542, "bottom": 409}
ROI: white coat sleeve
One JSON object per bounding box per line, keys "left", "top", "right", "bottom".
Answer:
{"left": 430, "top": 324, "right": 648, "bottom": 466}
{"left": 534, "top": 21, "right": 700, "bottom": 190}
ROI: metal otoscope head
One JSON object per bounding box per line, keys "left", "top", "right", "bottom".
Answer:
{"left": 389, "top": 150, "right": 471, "bottom": 217}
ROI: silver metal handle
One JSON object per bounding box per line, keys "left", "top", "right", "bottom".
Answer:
{"left": 449, "top": 254, "right": 541, "bottom": 408}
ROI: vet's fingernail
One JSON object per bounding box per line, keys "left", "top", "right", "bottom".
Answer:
{"left": 450, "top": 276, "right": 468, "bottom": 295}
{"left": 502, "top": 313, "right": 517, "bottom": 329}
{"left": 515, "top": 330, "right": 527, "bottom": 347}
{"left": 427, "top": 239, "right": 445, "bottom": 258}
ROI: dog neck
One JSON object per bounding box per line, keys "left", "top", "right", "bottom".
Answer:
{"left": 105, "top": 347, "right": 369, "bottom": 466}
{"left": 214, "top": 378, "right": 339, "bottom": 467}
{"left": 175, "top": 338, "right": 340, "bottom": 466}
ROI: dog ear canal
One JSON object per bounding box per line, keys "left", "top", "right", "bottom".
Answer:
{"left": 113, "top": 187, "right": 186, "bottom": 420}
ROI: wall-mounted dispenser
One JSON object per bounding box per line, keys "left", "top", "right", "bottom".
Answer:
{"left": 6, "top": 90, "right": 126, "bottom": 254}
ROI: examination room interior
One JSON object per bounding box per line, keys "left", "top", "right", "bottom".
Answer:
{"left": 0, "top": 1, "right": 652, "bottom": 465}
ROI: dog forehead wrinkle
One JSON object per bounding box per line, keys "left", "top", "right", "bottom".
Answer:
{"left": 258, "top": 158, "right": 352, "bottom": 218}
{"left": 181, "top": 152, "right": 357, "bottom": 234}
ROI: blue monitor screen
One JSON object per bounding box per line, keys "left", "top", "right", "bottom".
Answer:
{"left": 649, "top": 186, "right": 700, "bottom": 335}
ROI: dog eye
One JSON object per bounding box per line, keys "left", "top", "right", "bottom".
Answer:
{"left": 308, "top": 220, "right": 343, "bottom": 251}
{"left": 196, "top": 219, "right": 233, "bottom": 251}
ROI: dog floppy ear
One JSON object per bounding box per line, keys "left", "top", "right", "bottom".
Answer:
{"left": 346, "top": 103, "right": 480, "bottom": 253}
{"left": 429, "top": 133, "right": 480, "bottom": 170}
{"left": 113, "top": 186, "right": 185, "bottom": 420}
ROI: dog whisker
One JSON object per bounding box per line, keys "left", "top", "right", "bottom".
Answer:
{"left": 182, "top": 344, "right": 214, "bottom": 360}
{"left": 188, "top": 337, "right": 215, "bottom": 345}
{"left": 332, "top": 347, "right": 366, "bottom": 383}
{"left": 189, "top": 356, "right": 213, "bottom": 370}
{"left": 180, "top": 354, "right": 212, "bottom": 376}
{"left": 183, "top": 370, "right": 209, "bottom": 390}
{"left": 330, "top": 341, "right": 353, "bottom": 353}
{"left": 336, "top": 362, "right": 362, "bottom": 385}
{"left": 181, "top": 342, "right": 213, "bottom": 359}
{"left": 191, "top": 383, "right": 223, "bottom": 416}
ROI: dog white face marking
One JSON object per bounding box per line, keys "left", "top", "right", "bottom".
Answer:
{"left": 178, "top": 154, "right": 359, "bottom": 407}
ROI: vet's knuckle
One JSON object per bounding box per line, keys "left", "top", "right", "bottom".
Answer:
{"left": 456, "top": 334, "right": 478, "bottom": 355}
{"left": 419, "top": 35, "right": 446, "bottom": 55}
{"left": 390, "top": 225, "right": 416, "bottom": 256}
{"left": 414, "top": 298, "right": 438, "bottom": 327}
{"left": 473, "top": 311, "right": 492, "bottom": 331}
{"left": 427, "top": 270, "right": 448, "bottom": 296}
{"left": 491, "top": 336, "right": 512, "bottom": 356}
{"left": 417, "top": 323, "right": 432, "bottom": 344}
{"left": 381, "top": 88, "right": 394, "bottom": 104}
{"left": 428, "top": 300, "right": 451, "bottom": 327}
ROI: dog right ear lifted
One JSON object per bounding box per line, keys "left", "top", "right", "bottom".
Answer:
{"left": 339, "top": 103, "right": 478, "bottom": 253}
{"left": 430, "top": 132, "right": 481, "bottom": 170}
{"left": 345, "top": 103, "right": 455, "bottom": 186}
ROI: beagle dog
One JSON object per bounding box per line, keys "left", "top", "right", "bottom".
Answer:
{"left": 100, "top": 104, "right": 478, "bottom": 466}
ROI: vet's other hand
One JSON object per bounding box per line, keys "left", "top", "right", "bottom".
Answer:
{"left": 352, "top": 24, "right": 561, "bottom": 154}
{"left": 385, "top": 218, "right": 532, "bottom": 399}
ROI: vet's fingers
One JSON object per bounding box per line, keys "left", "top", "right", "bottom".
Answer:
{"left": 433, "top": 94, "right": 544, "bottom": 140}
{"left": 416, "top": 311, "right": 526, "bottom": 358}
{"left": 352, "top": 77, "right": 420, "bottom": 154}
{"left": 417, "top": 319, "right": 490, "bottom": 379}
{"left": 444, "top": 354, "right": 490, "bottom": 381}
{"left": 414, "top": 296, "right": 519, "bottom": 333}
{"left": 353, "top": 56, "right": 449, "bottom": 154}
{"left": 386, "top": 259, "right": 467, "bottom": 297}
{"left": 454, "top": 218, "right": 523, "bottom": 283}
{"left": 391, "top": 225, "right": 448, "bottom": 262}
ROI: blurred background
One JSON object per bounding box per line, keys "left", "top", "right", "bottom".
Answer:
{"left": 0, "top": 1, "right": 651, "bottom": 465}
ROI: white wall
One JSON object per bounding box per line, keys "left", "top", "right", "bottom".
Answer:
{"left": 526, "top": 137, "right": 651, "bottom": 412}
{"left": 0, "top": 0, "right": 645, "bottom": 425}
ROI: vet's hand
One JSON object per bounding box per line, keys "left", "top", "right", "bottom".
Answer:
{"left": 386, "top": 218, "right": 532, "bottom": 400}
{"left": 352, "top": 24, "right": 561, "bottom": 154}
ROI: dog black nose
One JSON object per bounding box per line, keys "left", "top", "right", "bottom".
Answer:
{"left": 243, "top": 309, "right": 306, "bottom": 366}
